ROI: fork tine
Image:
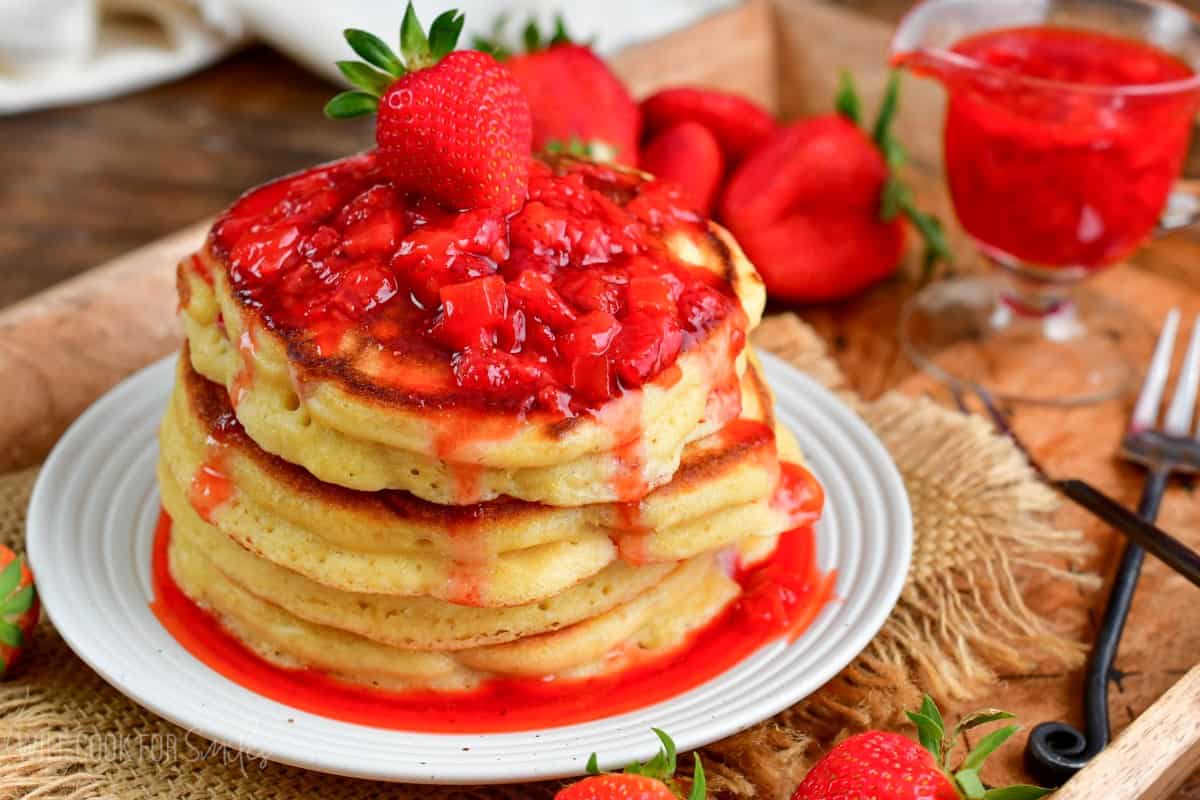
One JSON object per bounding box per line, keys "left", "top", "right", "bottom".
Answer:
{"left": 1165, "top": 315, "right": 1200, "bottom": 435}
{"left": 1131, "top": 308, "right": 1181, "bottom": 431}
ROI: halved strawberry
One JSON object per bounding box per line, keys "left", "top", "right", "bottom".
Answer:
{"left": 639, "top": 121, "right": 724, "bottom": 217}
{"left": 0, "top": 547, "right": 38, "bottom": 677}
{"left": 476, "top": 17, "right": 641, "bottom": 166}
{"left": 326, "top": 3, "right": 533, "bottom": 213}
{"left": 641, "top": 87, "right": 778, "bottom": 166}
{"left": 556, "top": 729, "right": 705, "bottom": 800}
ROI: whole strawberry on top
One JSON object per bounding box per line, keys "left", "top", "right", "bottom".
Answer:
{"left": 475, "top": 16, "right": 640, "bottom": 166}
{"left": 0, "top": 546, "right": 38, "bottom": 678}
{"left": 326, "top": 2, "right": 532, "bottom": 213}
{"left": 556, "top": 729, "right": 705, "bottom": 800}
{"left": 794, "top": 696, "right": 1048, "bottom": 800}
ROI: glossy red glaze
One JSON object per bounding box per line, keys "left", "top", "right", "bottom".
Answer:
{"left": 209, "top": 154, "right": 738, "bottom": 415}
{"left": 187, "top": 450, "right": 233, "bottom": 524}
{"left": 149, "top": 462, "right": 830, "bottom": 733}
{"left": 899, "top": 26, "right": 1198, "bottom": 269}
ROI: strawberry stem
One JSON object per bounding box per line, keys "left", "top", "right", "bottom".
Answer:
{"left": 906, "top": 697, "right": 1051, "bottom": 800}
{"left": 834, "top": 71, "right": 953, "bottom": 278}
{"left": 687, "top": 755, "right": 706, "bottom": 800}
{"left": 834, "top": 70, "right": 862, "bottom": 126}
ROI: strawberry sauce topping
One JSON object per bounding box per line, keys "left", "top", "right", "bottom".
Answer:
{"left": 209, "top": 153, "right": 740, "bottom": 415}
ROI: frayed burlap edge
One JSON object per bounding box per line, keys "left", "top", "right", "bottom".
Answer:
{"left": 0, "top": 314, "right": 1095, "bottom": 800}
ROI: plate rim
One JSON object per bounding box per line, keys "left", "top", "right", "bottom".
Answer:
{"left": 26, "top": 349, "right": 912, "bottom": 784}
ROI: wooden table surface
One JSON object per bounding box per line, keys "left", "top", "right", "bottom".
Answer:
{"left": 3, "top": 1, "right": 1200, "bottom": 796}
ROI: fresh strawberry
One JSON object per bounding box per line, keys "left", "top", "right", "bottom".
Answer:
{"left": 641, "top": 87, "right": 778, "bottom": 166}
{"left": 793, "top": 696, "right": 1048, "bottom": 800}
{"left": 0, "top": 547, "right": 38, "bottom": 677}
{"left": 556, "top": 729, "right": 705, "bottom": 800}
{"left": 720, "top": 72, "right": 950, "bottom": 303}
{"left": 326, "top": 3, "right": 532, "bottom": 213}
{"left": 639, "top": 122, "right": 724, "bottom": 217}
{"left": 476, "top": 17, "right": 640, "bottom": 166}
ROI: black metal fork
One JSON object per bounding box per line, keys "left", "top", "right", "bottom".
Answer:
{"left": 955, "top": 308, "right": 1200, "bottom": 787}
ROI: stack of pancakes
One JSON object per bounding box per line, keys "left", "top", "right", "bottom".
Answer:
{"left": 158, "top": 158, "right": 816, "bottom": 692}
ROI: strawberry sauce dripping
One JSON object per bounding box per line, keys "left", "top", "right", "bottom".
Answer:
{"left": 149, "top": 460, "right": 830, "bottom": 733}
{"left": 229, "top": 328, "right": 256, "bottom": 409}
{"left": 187, "top": 443, "right": 233, "bottom": 524}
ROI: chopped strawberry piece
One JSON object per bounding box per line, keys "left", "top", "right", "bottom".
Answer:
{"left": 343, "top": 208, "right": 404, "bottom": 257}
{"left": 558, "top": 310, "right": 622, "bottom": 359}
{"left": 627, "top": 266, "right": 681, "bottom": 314}
{"left": 228, "top": 224, "right": 302, "bottom": 284}
{"left": 507, "top": 270, "right": 578, "bottom": 328}
{"left": 331, "top": 261, "right": 398, "bottom": 316}
{"left": 612, "top": 313, "right": 683, "bottom": 387}
{"left": 556, "top": 270, "right": 624, "bottom": 315}
{"left": 437, "top": 275, "right": 509, "bottom": 350}
{"left": 567, "top": 354, "right": 617, "bottom": 402}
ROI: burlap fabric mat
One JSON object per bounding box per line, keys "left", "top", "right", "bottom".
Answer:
{"left": 0, "top": 313, "right": 1096, "bottom": 800}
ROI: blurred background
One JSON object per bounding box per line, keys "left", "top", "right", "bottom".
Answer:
{"left": 0, "top": 0, "right": 912, "bottom": 309}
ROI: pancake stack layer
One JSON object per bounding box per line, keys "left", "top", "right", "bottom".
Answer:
{"left": 158, "top": 154, "right": 820, "bottom": 692}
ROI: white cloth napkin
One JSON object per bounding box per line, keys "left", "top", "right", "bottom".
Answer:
{"left": 0, "top": 0, "right": 735, "bottom": 115}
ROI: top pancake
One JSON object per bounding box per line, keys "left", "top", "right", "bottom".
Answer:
{"left": 180, "top": 154, "right": 766, "bottom": 503}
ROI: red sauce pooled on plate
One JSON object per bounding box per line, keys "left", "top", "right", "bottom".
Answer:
{"left": 149, "top": 464, "right": 832, "bottom": 733}
{"left": 898, "top": 26, "right": 1198, "bottom": 269}
{"left": 209, "top": 154, "right": 743, "bottom": 416}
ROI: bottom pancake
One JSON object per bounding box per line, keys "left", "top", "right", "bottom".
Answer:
{"left": 167, "top": 517, "right": 745, "bottom": 692}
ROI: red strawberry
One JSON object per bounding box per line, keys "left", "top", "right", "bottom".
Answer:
{"left": 733, "top": 203, "right": 906, "bottom": 303}
{"left": 641, "top": 87, "right": 778, "bottom": 166}
{"left": 326, "top": 4, "right": 532, "bottom": 213}
{"left": 640, "top": 122, "right": 724, "bottom": 217}
{"left": 0, "top": 547, "right": 38, "bottom": 677}
{"left": 477, "top": 18, "right": 640, "bottom": 166}
{"left": 720, "top": 72, "right": 950, "bottom": 303}
{"left": 557, "top": 774, "right": 677, "bottom": 800}
{"left": 793, "top": 696, "right": 1048, "bottom": 800}
{"left": 556, "top": 729, "right": 705, "bottom": 800}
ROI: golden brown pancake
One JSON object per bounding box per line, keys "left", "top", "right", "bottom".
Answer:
{"left": 159, "top": 349, "right": 803, "bottom": 606}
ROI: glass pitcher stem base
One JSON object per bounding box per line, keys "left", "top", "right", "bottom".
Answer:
{"left": 899, "top": 276, "right": 1149, "bottom": 406}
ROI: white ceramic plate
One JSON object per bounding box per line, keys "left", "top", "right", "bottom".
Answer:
{"left": 26, "top": 349, "right": 911, "bottom": 785}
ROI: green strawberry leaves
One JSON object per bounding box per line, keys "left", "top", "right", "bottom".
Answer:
{"left": 0, "top": 557, "right": 21, "bottom": 602}
{"left": 836, "top": 70, "right": 952, "bottom": 278}
{"left": 906, "top": 696, "right": 1049, "bottom": 800}
{"left": 580, "top": 728, "right": 706, "bottom": 800}
{"left": 344, "top": 29, "right": 404, "bottom": 76}
{"left": 835, "top": 72, "right": 862, "bottom": 126}
{"left": 1, "top": 556, "right": 34, "bottom": 619}
{"left": 0, "top": 620, "right": 22, "bottom": 648}
{"left": 475, "top": 13, "right": 578, "bottom": 61}
{"left": 326, "top": 2, "right": 466, "bottom": 119}
{"left": 906, "top": 693, "right": 947, "bottom": 765}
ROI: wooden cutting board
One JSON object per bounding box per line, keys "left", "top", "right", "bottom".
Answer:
{"left": 2, "top": 1, "right": 1199, "bottom": 795}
